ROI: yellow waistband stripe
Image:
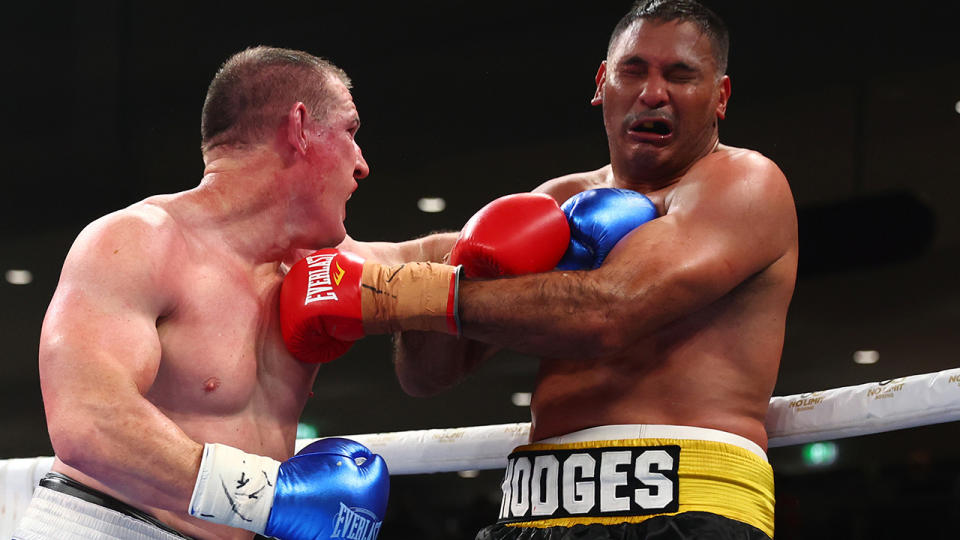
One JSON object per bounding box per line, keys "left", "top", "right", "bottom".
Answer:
{"left": 501, "top": 437, "right": 774, "bottom": 538}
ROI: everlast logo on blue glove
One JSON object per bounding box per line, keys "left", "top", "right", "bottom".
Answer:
{"left": 330, "top": 502, "right": 383, "bottom": 540}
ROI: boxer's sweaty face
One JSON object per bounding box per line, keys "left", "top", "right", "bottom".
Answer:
{"left": 600, "top": 19, "right": 727, "bottom": 180}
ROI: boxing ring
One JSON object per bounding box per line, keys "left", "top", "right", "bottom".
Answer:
{"left": 2, "top": 367, "right": 959, "bottom": 535}
{"left": 294, "top": 367, "right": 960, "bottom": 473}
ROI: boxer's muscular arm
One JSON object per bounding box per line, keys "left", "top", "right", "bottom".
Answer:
{"left": 284, "top": 233, "right": 459, "bottom": 275}
{"left": 392, "top": 189, "right": 579, "bottom": 396}
{"left": 459, "top": 153, "right": 797, "bottom": 358}
{"left": 338, "top": 232, "right": 459, "bottom": 265}
{"left": 337, "top": 231, "right": 499, "bottom": 395}
{"left": 378, "top": 228, "right": 504, "bottom": 396}
{"left": 390, "top": 178, "right": 598, "bottom": 396}
{"left": 39, "top": 212, "right": 200, "bottom": 512}
{"left": 394, "top": 331, "right": 500, "bottom": 397}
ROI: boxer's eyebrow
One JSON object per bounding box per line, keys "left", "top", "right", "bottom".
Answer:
{"left": 664, "top": 62, "right": 701, "bottom": 79}
{"left": 619, "top": 56, "right": 699, "bottom": 73}
{"left": 619, "top": 56, "right": 648, "bottom": 68}
{"left": 670, "top": 61, "right": 697, "bottom": 71}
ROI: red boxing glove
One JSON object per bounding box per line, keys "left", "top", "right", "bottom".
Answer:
{"left": 281, "top": 249, "right": 461, "bottom": 363}
{"left": 450, "top": 193, "right": 570, "bottom": 278}
{"left": 280, "top": 250, "right": 366, "bottom": 363}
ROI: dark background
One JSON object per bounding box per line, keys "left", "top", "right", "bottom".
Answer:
{"left": 2, "top": 1, "right": 960, "bottom": 538}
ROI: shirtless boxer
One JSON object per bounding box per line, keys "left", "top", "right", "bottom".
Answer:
{"left": 282, "top": 1, "right": 797, "bottom": 538}
{"left": 15, "top": 47, "right": 394, "bottom": 540}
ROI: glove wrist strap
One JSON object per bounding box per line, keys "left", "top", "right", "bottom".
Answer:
{"left": 189, "top": 443, "right": 280, "bottom": 535}
{"left": 451, "top": 264, "right": 462, "bottom": 336}
{"left": 361, "top": 262, "right": 461, "bottom": 335}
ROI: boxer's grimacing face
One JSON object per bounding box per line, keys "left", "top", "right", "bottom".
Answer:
{"left": 595, "top": 19, "right": 730, "bottom": 179}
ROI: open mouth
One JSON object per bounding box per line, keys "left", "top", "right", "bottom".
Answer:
{"left": 630, "top": 119, "right": 673, "bottom": 137}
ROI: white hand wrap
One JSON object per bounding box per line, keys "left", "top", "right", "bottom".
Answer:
{"left": 188, "top": 443, "right": 281, "bottom": 535}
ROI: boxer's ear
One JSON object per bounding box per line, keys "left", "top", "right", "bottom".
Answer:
{"left": 286, "top": 102, "right": 310, "bottom": 155}
{"left": 715, "top": 75, "right": 731, "bottom": 120}
{"left": 591, "top": 62, "right": 607, "bottom": 107}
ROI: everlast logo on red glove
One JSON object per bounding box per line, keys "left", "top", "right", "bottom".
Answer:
{"left": 280, "top": 247, "right": 458, "bottom": 363}
{"left": 304, "top": 252, "right": 342, "bottom": 304}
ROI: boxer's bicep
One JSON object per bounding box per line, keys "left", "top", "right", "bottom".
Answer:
{"left": 40, "top": 216, "right": 179, "bottom": 464}
{"left": 671, "top": 158, "right": 797, "bottom": 288}
{"left": 600, "top": 160, "right": 795, "bottom": 333}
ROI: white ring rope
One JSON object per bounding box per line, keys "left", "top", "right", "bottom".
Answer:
{"left": 296, "top": 367, "right": 960, "bottom": 473}
{"left": 2, "top": 367, "right": 959, "bottom": 535}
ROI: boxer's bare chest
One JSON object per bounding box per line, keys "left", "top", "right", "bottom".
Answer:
{"left": 145, "top": 255, "right": 314, "bottom": 425}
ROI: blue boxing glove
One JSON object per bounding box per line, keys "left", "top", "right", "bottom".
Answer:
{"left": 556, "top": 188, "right": 658, "bottom": 270}
{"left": 189, "top": 438, "right": 389, "bottom": 540}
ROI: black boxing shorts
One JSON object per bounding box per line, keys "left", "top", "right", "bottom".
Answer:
{"left": 476, "top": 425, "right": 774, "bottom": 540}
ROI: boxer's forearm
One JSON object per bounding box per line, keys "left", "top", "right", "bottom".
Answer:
{"left": 47, "top": 383, "right": 204, "bottom": 512}
{"left": 456, "top": 265, "right": 707, "bottom": 359}
{"left": 340, "top": 232, "right": 459, "bottom": 265}
{"left": 412, "top": 232, "right": 460, "bottom": 263}
{"left": 42, "top": 327, "right": 205, "bottom": 513}
{"left": 393, "top": 331, "right": 498, "bottom": 396}
{"left": 456, "top": 273, "right": 606, "bottom": 358}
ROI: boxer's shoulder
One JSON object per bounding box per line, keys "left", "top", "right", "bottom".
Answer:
{"left": 670, "top": 146, "right": 791, "bottom": 216}
{"left": 59, "top": 201, "right": 193, "bottom": 309}
{"left": 533, "top": 165, "right": 612, "bottom": 205}
{"left": 77, "top": 199, "right": 185, "bottom": 253}
{"left": 687, "top": 145, "right": 786, "bottom": 190}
